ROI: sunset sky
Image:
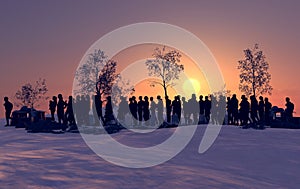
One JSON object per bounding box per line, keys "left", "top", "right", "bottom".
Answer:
{"left": 1, "top": 0, "right": 300, "bottom": 117}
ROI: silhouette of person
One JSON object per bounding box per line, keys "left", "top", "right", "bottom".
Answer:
{"left": 57, "top": 94, "right": 67, "bottom": 125}
{"left": 177, "top": 95, "right": 182, "bottom": 122}
{"left": 199, "top": 95, "right": 205, "bottom": 115}
{"left": 3, "top": 97, "right": 13, "bottom": 126}
{"left": 165, "top": 96, "right": 172, "bottom": 123}
{"left": 94, "top": 94, "right": 102, "bottom": 121}
{"left": 171, "top": 96, "right": 181, "bottom": 125}
{"left": 218, "top": 95, "right": 226, "bottom": 125}
{"left": 204, "top": 96, "right": 211, "bottom": 124}
{"left": 149, "top": 97, "right": 157, "bottom": 126}
{"left": 117, "top": 96, "right": 128, "bottom": 125}
{"left": 250, "top": 95, "right": 259, "bottom": 126}
{"left": 264, "top": 97, "right": 272, "bottom": 125}
{"left": 258, "top": 96, "right": 265, "bottom": 124}
{"left": 65, "top": 96, "right": 75, "bottom": 125}
{"left": 49, "top": 96, "right": 57, "bottom": 121}
{"left": 74, "top": 95, "right": 83, "bottom": 125}
{"left": 231, "top": 94, "right": 239, "bottom": 125}
{"left": 210, "top": 95, "right": 218, "bottom": 124}
{"left": 83, "top": 95, "right": 91, "bottom": 125}
{"left": 137, "top": 96, "right": 144, "bottom": 125}
{"left": 285, "top": 97, "right": 294, "bottom": 122}
{"left": 188, "top": 94, "right": 198, "bottom": 124}
{"left": 182, "top": 97, "right": 189, "bottom": 125}
{"left": 239, "top": 95, "right": 250, "bottom": 126}
{"left": 104, "top": 96, "right": 114, "bottom": 124}
{"left": 227, "top": 97, "right": 232, "bottom": 125}
{"left": 143, "top": 96, "right": 150, "bottom": 125}
{"left": 157, "top": 95, "right": 164, "bottom": 124}
{"left": 129, "top": 96, "right": 138, "bottom": 127}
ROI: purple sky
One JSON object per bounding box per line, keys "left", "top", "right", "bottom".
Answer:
{"left": 1, "top": 0, "right": 300, "bottom": 116}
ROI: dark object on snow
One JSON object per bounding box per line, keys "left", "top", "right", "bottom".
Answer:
{"left": 11, "top": 106, "right": 45, "bottom": 128}
{"left": 158, "top": 121, "right": 178, "bottom": 129}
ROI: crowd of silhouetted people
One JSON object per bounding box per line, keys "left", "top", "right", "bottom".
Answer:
{"left": 110, "top": 94, "right": 290, "bottom": 128}
{"left": 3, "top": 93, "right": 296, "bottom": 129}
{"left": 91, "top": 93, "right": 295, "bottom": 128}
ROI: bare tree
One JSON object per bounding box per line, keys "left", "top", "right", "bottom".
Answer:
{"left": 238, "top": 44, "right": 273, "bottom": 97}
{"left": 111, "top": 75, "right": 135, "bottom": 105}
{"left": 15, "top": 78, "right": 48, "bottom": 108}
{"left": 97, "top": 59, "right": 119, "bottom": 100}
{"left": 75, "top": 49, "right": 106, "bottom": 95}
{"left": 145, "top": 46, "right": 184, "bottom": 98}
{"left": 75, "top": 50, "right": 120, "bottom": 123}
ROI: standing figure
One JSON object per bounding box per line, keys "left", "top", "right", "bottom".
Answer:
{"left": 171, "top": 96, "right": 181, "bottom": 125}
{"left": 129, "top": 96, "right": 138, "bottom": 127}
{"left": 250, "top": 95, "right": 259, "bottom": 125}
{"left": 49, "top": 96, "right": 57, "bottom": 121}
{"left": 227, "top": 97, "right": 232, "bottom": 125}
{"left": 149, "top": 97, "right": 157, "bottom": 126}
{"left": 165, "top": 96, "right": 172, "bottom": 123}
{"left": 3, "top": 97, "right": 13, "bottom": 126}
{"left": 94, "top": 94, "right": 103, "bottom": 123}
{"left": 210, "top": 95, "right": 218, "bottom": 124}
{"left": 143, "top": 96, "right": 150, "bottom": 125}
{"left": 285, "top": 97, "right": 294, "bottom": 122}
{"left": 181, "top": 97, "right": 189, "bottom": 125}
{"left": 264, "top": 98, "right": 272, "bottom": 125}
{"left": 83, "top": 95, "right": 91, "bottom": 125}
{"left": 157, "top": 95, "right": 164, "bottom": 125}
{"left": 218, "top": 95, "right": 227, "bottom": 125}
{"left": 239, "top": 95, "right": 250, "bottom": 126}
{"left": 104, "top": 96, "right": 114, "bottom": 124}
{"left": 188, "top": 94, "right": 198, "bottom": 124}
{"left": 204, "top": 96, "right": 211, "bottom": 124}
{"left": 57, "top": 94, "right": 67, "bottom": 125}
{"left": 258, "top": 96, "right": 265, "bottom": 124}
{"left": 65, "top": 96, "right": 75, "bottom": 126}
{"left": 177, "top": 95, "right": 182, "bottom": 122}
{"left": 74, "top": 95, "right": 83, "bottom": 125}
{"left": 137, "top": 96, "right": 144, "bottom": 125}
{"left": 117, "top": 96, "right": 128, "bottom": 125}
{"left": 198, "top": 95, "right": 205, "bottom": 124}
{"left": 231, "top": 94, "right": 239, "bottom": 125}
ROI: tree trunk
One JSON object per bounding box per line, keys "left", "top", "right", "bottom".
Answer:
{"left": 96, "top": 84, "right": 105, "bottom": 125}
{"left": 251, "top": 60, "right": 256, "bottom": 97}
{"left": 163, "top": 80, "right": 168, "bottom": 98}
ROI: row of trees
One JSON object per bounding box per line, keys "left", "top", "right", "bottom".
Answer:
{"left": 14, "top": 44, "right": 273, "bottom": 125}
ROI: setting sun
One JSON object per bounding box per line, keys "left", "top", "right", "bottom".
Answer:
{"left": 183, "top": 78, "right": 201, "bottom": 95}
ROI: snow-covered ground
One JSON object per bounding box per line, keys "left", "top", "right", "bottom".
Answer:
{"left": 0, "top": 118, "right": 300, "bottom": 189}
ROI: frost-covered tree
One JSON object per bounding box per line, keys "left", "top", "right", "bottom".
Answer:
{"left": 145, "top": 46, "right": 184, "bottom": 98}
{"left": 238, "top": 44, "right": 272, "bottom": 97}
